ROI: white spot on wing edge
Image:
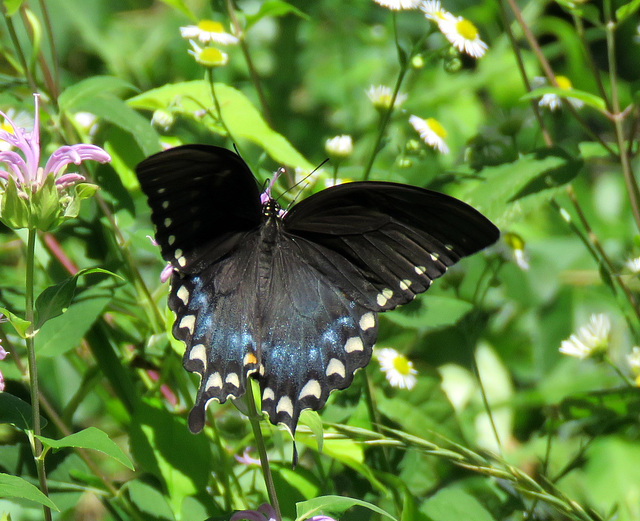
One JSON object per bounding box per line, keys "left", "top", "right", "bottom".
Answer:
{"left": 205, "top": 372, "right": 223, "bottom": 391}
{"left": 168, "top": 235, "right": 176, "bottom": 246}
{"left": 177, "top": 256, "right": 187, "bottom": 268}
{"left": 276, "top": 396, "right": 294, "bottom": 417}
{"left": 262, "top": 387, "right": 275, "bottom": 401}
{"left": 415, "top": 265, "right": 426, "bottom": 275}
{"left": 177, "top": 285, "right": 189, "bottom": 305}
{"left": 164, "top": 217, "right": 172, "bottom": 227}
{"left": 179, "top": 314, "right": 195, "bottom": 334}
{"left": 188, "top": 343, "right": 206, "bottom": 368}
{"left": 345, "top": 337, "right": 364, "bottom": 353}
{"left": 225, "top": 372, "right": 240, "bottom": 388}
{"left": 326, "top": 358, "right": 346, "bottom": 378}
{"left": 399, "top": 279, "right": 412, "bottom": 291}
{"left": 377, "top": 288, "right": 393, "bottom": 307}
{"left": 298, "top": 379, "right": 322, "bottom": 400}
{"left": 359, "top": 312, "right": 375, "bottom": 331}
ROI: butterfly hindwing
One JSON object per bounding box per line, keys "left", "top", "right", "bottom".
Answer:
{"left": 257, "top": 233, "right": 377, "bottom": 434}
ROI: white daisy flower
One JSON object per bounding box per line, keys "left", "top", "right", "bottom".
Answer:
{"left": 559, "top": 314, "right": 611, "bottom": 359}
{"left": 420, "top": 0, "right": 449, "bottom": 21}
{"left": 187, "top": 41, "right": 229, "bottom": 67}
{"left": 434, "top": 12, "right": 488, "bottom": 58}
{"left": 625, "top": 256, "right": 640, "bottom": 274}
{"left": 180, "top": 20, "right": 238, "bottom": 45}
{"left": 373, "top": 0, "right": 423, "bottom": 10}
{"left": 627, "top": 346, "right": 640, "bottom": 375}
{"left": 376, "top": 347, "right": 418, "bottom": 389}
{"left": 504, "top": 233, "right": 529, "bottom": 270}
{"left": 366, "top": 85, "right": 407, "bottom": 110}
{"left": 536, "top": 75, "right": 584, "bottom": 111}
{"left": 325, "top": 135, "right": 353, "bottom": 159}
{"left": 409, "top": 115, "right": 449, "bottom": 154}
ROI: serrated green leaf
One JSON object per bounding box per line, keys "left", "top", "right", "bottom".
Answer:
{"left": 0, "top": 175, "right": 30, "bottom": 229}
{"left": 296, "top": 495, "right": 397, "bottom": 521}
{"left": 522, "top": 86, "right": 607, "bottom": 112}
{"left": 36, "top": 427, "right": 134, "bottom": 470}
{"left": 245, "top": 1, "right": 309, "bottom": 31}
{"left": 0, "top": 473, "right": 59, "bottom": 510}
{"left": 0, "top": 307, "right": 31, "bottom": 338}
{"left": 75, "top": 183, "right": 99, "bottom": 200}
{"left": 58, "top": 76, "right": 138, "bottom": 113}
{"left": 0, "top": 392, "right": 47, "bottom": 430}
{"left": 128, "top": 81, "right": 313, "bottom": 170}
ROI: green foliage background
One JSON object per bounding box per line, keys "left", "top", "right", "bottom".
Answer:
{"left": 1, "top": 0, "right": 640, "bottom": 520}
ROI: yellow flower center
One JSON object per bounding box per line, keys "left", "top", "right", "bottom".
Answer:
{"left": 392, "top": 354, "right": 412, "bottom": 375}
{"left": 1, "top": 121, "right": 14, "bottom": 134}
{"left": 426, "top": 118, "right": 447, "bottom": 139}
{"left": 456, "top": 19, "right": 478, "bottom": 40}
{"left": 556, "top": 75, "right": 573, "bottom": 90}
{"left": 198, "top": 20, "right": 224, "bottom": 33}
{"left": 197, "top": 47, "right": 228, "bottom": 66}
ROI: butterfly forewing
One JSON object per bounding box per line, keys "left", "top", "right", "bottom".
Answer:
{"left": 136, "top": 145, "right": 262, "bottom": 273}
{"left": 283, "top": 182, "right": 499, "bottom": 311}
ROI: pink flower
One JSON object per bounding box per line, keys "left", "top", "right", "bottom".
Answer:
{"left": 0, "top": 94, "right": 110, "bottom": 193}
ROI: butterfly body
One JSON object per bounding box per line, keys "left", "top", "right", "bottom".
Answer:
{"left": 136, "top": 145, "right": 499, "bottom": 435}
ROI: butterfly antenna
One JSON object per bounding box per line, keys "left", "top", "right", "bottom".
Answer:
{"left": 279, "top": 158, "right": 330, "bottom": 210}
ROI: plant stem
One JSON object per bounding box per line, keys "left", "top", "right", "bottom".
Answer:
{"left": 25, "top": 227, "right": 52, "bottom": 521}
{"left": 604, "top": 16, "right": 640, "bottom": 233}
{"left": 244, "top": 380, "right": 281, "bottom": 521}
{"left": 207, "top": 68, "right": 238, "bottom": 146}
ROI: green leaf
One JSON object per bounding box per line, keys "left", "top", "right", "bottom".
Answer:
{"left": 0, "top": 175, "right": 31, "bottom": 229}
{"left": 384, "top": 296, "right": 474, "bottom": 331}
{"left": 31, "top": 174, "right": 61, "bottom": 231}
{"left": 126, "top": 479, "right": 175, "bottom": 521}
{"left": 460, "top": 147, "right": 582, "bottom": 227}
{"left": 299, "top": 409, "right": 324, "bottom": 453}
{"left": 616, "top": 0, "right": 640, "bottom": 21}
{"left": 158, "top": 0, "right": 194, "bottom": 19}
{"left": 0, "top": 393, "right": 47, "bottom": 430}
{"left": 522, "top": 86, "right": 607, "bottom": 112}
{"left": 3, "top": 0, "right": 25, "bottom": 16}
{"left": 0, "top": 306, "right": 30, "bottom": 338}
{"left": 74, "top": 93, "right": 161, "bottom": 156}
{"left": 127, "top": 81, "right": 313, "bottom": 170}
{"left": 35, "top": 268, "right": 119, "bottom": 329}
{"left": 37, "top": 284, "right": 113, "bottom": 357}
{"left": 296, "top": 495, "right": 397, "bottom": 521}
{"left": 420, "top": 488, "right": 496, "bottom": 521}
{"left": 0, "top": 473, "right": 59, "bottom": 510}
{"left": 245, "top": 1, "right": 309, "bottom": 31}
{"left": 36, "top": 427, "right": 134, "bottom": 470}
{"left": 58, "top": 76, "right": 138, "bottom": 113}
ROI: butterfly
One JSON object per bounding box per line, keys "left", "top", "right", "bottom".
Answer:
{"left": 136, "top": 145, "right": 499, "bottom": 437}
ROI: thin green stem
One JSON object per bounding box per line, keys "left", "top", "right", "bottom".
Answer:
{"left": 25, "top": 228, "right": 52, "bottom": 521}
{"left": 4, "top": 14, "right": 38, "bottom": 93}
{"left": 244, "top": 380, "right": 281, "bottom": 521}
{"left": 604, "top": 16, "right": 640, "bottom": 233}
{"left": 497, "top": 0, "right": 552, "bottom": 147}
{"left": 37, "top": 0, "right": 60, "bottom": 103}
{"left": 603, "top": 355, "right": 635, "bottom": 387}
{"left": 572, "top": 14, "right": 609, "bottom": 110}
{"left": 207, "top": 68, "right": 238, "bottom": 146}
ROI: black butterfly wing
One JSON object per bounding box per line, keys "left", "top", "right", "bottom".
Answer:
{"left": 255, "top": 233, "right": 378, "bottom": 436}
{"left": 135, "top": 145, "right": 262, "bottom": 273}
{"left": 283, "top": 181, "right": 499, "bottom": 312}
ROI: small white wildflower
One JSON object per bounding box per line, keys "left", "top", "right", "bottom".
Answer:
{"left": 151, "top": 109, "right": 175, "bottom": 131}
{"left": 325, "top": 135, "right": 353, "bottom": 159}
{"left": 625, "top": 256, "right": 640, "bottom": 274}
{"left": 434, "top": 12, "right": 488, "bottom": 58}
{"left": 376, "top": 347, "right": 418, "bottom": 389}
{"left": 627, "top": 347, "right": 640, "bottom": 374}
{"left": 420, "top": 0, "right": 448, "bottom": 21}
{"left": 504, "top": 233, "right": 529, "bottom": 270}
{"left": 366, "top": 85, "right": 407, "bottom": 110}
{"left": 559, "top": 314, "right": 611, "bottom": 359}
{"left": 409, "top": 115, "right": 449, "bottom": 154}
{"left": 180, "top": 20, "right": 238, "bottom": 45}
{"left": 187, "top": 41, "right": 229, "bottom": 67}
{"left": 536, "top": 75, "right": 584, "bottom": 111}
{"left": 373, "top": 0, "right": 423, "bottom": 10}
